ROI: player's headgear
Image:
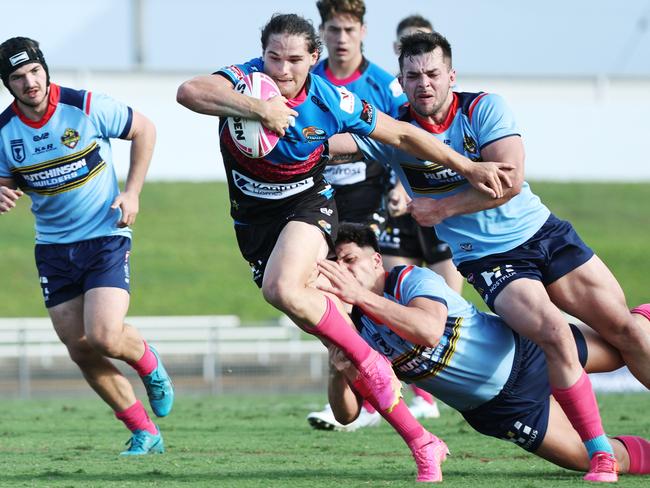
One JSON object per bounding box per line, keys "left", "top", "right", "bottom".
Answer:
{"left": 0, "top": 37, "right": 50, "bottom": 91}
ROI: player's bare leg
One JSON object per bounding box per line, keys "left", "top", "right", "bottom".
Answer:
{"left": 49, "top": 292, "right": 165, "bottom": 455}
{"left": 262, "top": 221, "right": 399, "bottom": 411}
{"left": 495, "top": 279, "right": 617, "bottom": 481}
{"left": 49, "top": 295, "right": 137, "bottom": 410}
{"left": 547, "top": 255, "right": 650, "bottom": 388}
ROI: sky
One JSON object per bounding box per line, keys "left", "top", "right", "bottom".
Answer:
{"left": 1, "top": 0, "right": 649, "bottom": 77}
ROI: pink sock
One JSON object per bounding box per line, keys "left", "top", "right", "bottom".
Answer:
{"left": 631, "top": 304, "right": 650, "bottom": 321}
{"left": 128, "top": 341, "right": 158, "bottom": 376}
{"left": 411, "top": 385, "right": 435, "bottom": 404}
{"left": 362, "top": 399, "right": 376, "bottom": 414}
{"left": 353, "top": 376, "right": 425, "bottom": 446}
{"left": 115, "top": 400, "right": 157, "bottom": 434}
{"left": 312, "top": 296, "right": 373, "bottom": 367}
{"left": 615, "top": 435, "right": 650, "bottom": 474}
{"left": 551, "top": 370, "right": 606, "bottom": 441}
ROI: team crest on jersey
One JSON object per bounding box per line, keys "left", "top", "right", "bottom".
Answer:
{"left": 61, "top": 128, "right": 80, "bottom": 149}
{"left": 302, "top": 126, "right": 327, "bottom": 142}
{"left": 360, "top": 100, "right": 374, "bottom": 125}
{"left": 10, "top": 139, "right": 26, "bottom": 162}
{"left": 463, "top": 135, "right": 478, "bottom": 155}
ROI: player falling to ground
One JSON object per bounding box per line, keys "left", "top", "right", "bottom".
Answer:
{"left": 319, "top": 223, "right": 650, "bottom": 481}
{"left": 176, "top": 13, "right": 513, "bottom": 482}
{"left": 328, "top": 30, "right": 650, "bottom": 482}
{"left": 0, "top": 37, "right": 174, "bottom": 455}
{"left": 306, "top": 1, "right": 440, "bottom": 432}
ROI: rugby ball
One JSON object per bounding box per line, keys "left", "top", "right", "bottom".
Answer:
{"left": 228, "top": 72, "right": 281, "bottom": 158}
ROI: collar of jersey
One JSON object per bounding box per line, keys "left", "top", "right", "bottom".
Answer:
{"left": 12, "top": 83, "right": 60, "bottom": 129}
{"left": 323, "top": 57, "right": 368, "bottom": 85}
{"left": 409, "top": 92, "right": 458, "bottom": 134}
{"left": 285, "top": 77, "right": 309, "bottom": 108}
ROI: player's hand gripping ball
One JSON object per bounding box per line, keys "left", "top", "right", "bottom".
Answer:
{"left": 228, "top": 72, "right": 285, "bottom": 158}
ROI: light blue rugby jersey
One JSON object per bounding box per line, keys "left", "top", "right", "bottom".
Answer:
{"left": 313, "top": 58, "right": 406, "bottom": 188}
{"left": 350, "top": 265, "right": 516, "bottom": 411}
{"left": 0, "top": 84, "right": 133, "bottom": 244}
{"left": 352, "top": 92, "right": 551, "bottom": 264}
{"left": 312, "top": 57, "right": 406, "bottom": 117}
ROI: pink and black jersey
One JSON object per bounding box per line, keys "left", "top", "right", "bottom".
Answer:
{"left": 215, "top": 57, "right": 378, "bottom": 224}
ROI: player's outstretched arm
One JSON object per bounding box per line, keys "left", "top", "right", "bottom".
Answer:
{"left": 111, "top": 111, "right": 156, "bottom": 228}
{"left": 176, "top": 74, "right": 297, "bottom": 136}
{"left": 0, "top": 177, "right": 23, "bottom": 214}
{"left": 317, "top": 259, "right": 447, "bottom": 346}
{"left": 369, "top": 111, "right": 514, "bottom": 198}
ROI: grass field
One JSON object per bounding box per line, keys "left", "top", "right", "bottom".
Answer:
{"left": 1, "top": 181, "right": 649, "bottom": 320}
{"left": 0, "top": 393, "right": 648, "bottom": 487}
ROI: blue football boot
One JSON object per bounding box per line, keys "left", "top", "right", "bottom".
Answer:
{"left": 141, "top": 345, "right": 174, "bottom": 417}
{"left": 120, "top": 428, "right": 165, "bottom": 456}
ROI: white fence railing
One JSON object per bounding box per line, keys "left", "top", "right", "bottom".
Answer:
{"left": 0, "top": 316, "right": 328, "bottom": 398}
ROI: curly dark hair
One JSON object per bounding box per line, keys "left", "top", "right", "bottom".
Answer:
{"left": 261, "top": 13, "right": 322, "bottom": 58}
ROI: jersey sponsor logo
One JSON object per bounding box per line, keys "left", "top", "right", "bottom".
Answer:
{"left": 232, "top": 169, "right": 314, "bottom": 199}
{"left": 33, "top": 132, "right": 49, "bottom": 142}
{"left": 481, "top": 265, "right": 516, "bottom": 293}
{"left": 302, "top": 126, "right": 327, "bottom": 142}
{"left": 320, "top": 207, "right": 333, "bottom": 216}
{"left": 22, "top": 159, "right": 89, "bottom": 187}
{"left": 401, "top": 162, "right": 466, "bottom": 194}
{"left": 61, "top": 128, "right": 80, "bottom": 149}
{"left": 504, "top": 421, "right": 539, "bottom": 450}
{"left": 10, "top": 139, "right": 26, "bottom": 162}
{"left": 360, "top": 100, "right": 374, "bottom": 125}
{"left": 311, "top": 95, "right": 330, "bottom": 113}
{"left": 336, "top": 86, "right": 354, "bottom": 114}
{"left": 33, "top": 143, "right": 56, "bottom": 155}
{"left": 460, "top": 243, "right": 473, "bottom": 251}
{"left": 323, "top": 162, "right": 367, "bottom": 185}
{"left": 318, "top": 219, "right": 332, "bottom": 235}
{"left": 389, "top": 78, "right": 404, "bottom": 98}
{"left": 11, "top": 142, "right": 106, "bottom": 195}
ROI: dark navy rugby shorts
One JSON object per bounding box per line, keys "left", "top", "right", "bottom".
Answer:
{"left": 461, "top": 324, "right": 588, "bottom": 452}
{"left": 234, "top": 189, "right": 338, "bottom": 288}
{"left": 34, "top": 236, "right": 131, "bottom": 308}
{"left": 458, "top": 213, "right": 594, "bottom": 312}
{"left": 379, "top": 213, "right": 453, "bottom": 265}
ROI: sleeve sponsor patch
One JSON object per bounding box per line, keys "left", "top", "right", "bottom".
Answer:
{"left": 336, "top": 86, "right": 355, "bottom": 114}
{"left": 360, "top": 100, "right": 375, "bottom": 125}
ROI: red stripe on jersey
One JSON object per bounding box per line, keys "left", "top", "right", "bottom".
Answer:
{"left": 468, "top": 92, "right": 489, "bottom": 122}
{"left": 84, "top": 91, "right": 92, "bottom": 115}
{"left": 221, "top": 128, "right": 325, "bottom": 182}
{"left": 12, "top": 83, "right": 60, "bottom": 129}
{"left": 410, "top": 93, "right": 458, "bottom": 134}
{"left": 395, "top": 265, "right": 415, "bottom": 301}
